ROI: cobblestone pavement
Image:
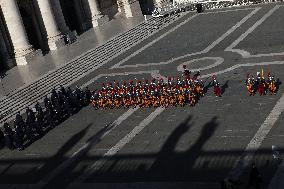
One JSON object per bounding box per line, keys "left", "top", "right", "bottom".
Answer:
{"left": 1, "top": 2, "right": 284, "bottom": 189}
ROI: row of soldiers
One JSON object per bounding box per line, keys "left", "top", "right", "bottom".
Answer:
{"left": 90, "top": 69, "right": 222, "bottom": 109}
{"left": 0, "top": 85, "right": 92, "bottom": 151}
{"left": 246, "top": 71, "right": 279, "bottom": 96}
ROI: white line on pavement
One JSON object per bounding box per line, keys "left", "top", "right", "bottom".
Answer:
{"left": 76, "top": 107, "right": 165, "bottom": 182}
{"left": 110, "top": 14, "right": 199, "bottom": 69}
{"left": 225, "top": 5, "right": 281, "bottom": 57}
{"left": 151, "top": 72, "right": 168, "bottom": 81}
{"left": 200, "top": 60, "right": 284, "bottom": 79}
{"left": 228, "top": 92, "right": 284, "bottom": 180}
{"left": 177, "top": 57, "right": 224, "bottom": 72}
{"left": 38, "top": 107, "right": 139, "bottom": 185}
{"left": 112, "top": 7, "right": 260, "bottom": 69}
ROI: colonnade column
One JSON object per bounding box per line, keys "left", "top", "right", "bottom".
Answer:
{"left": 0, "top": 0, "right": 34, "bottom": 65}
{"left": 36, "top": 0, "right": 64, "bottom": 51}
{"left": 155, "top": 0, "right": 166, "bottom": 7}
{"left": 50, "top": 0, "right": 77, "bottom": 43}
{"left": 82, "top": 0, "right": 108, "bottom": 28}
{"left": 119, "top": 0, "right": 143, "bottom": 18}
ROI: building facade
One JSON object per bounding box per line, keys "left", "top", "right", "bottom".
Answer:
{"left": 0, "top": 0, "right": 168, "bottom": 71}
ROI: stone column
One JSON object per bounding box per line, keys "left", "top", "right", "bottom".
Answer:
{"left": 36, "top": 0, "right": 64, "bottom": 51}
{"left": 0, "top": 0, "right": 34, "bottom": 65}
{"left": 155, "top": 0, "right": 165, "bottom": 7}
{"left": 82, "top": 0, "right": 108, "bottom": 28}
{"left": 119, "top": 0, "right": 143, "bottom": 18}
{"left": 50, "top": 0, "right": 77, "bottom": 43}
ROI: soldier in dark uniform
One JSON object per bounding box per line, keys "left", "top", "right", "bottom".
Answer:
{"left": 25, "top": 114, "right": 36, "bottom": 142}
{"left": 53, "top": 96, "right": 63, "bottom": 123}
{"left": 3, "top": 123, "right": 14, "bottom": 150}
{"left": 14, "top": 120, "right": 24, "bottom": 140}
{"left": 0, "top": 128, "right": 4, "bottom": 147}
{"left": 15, "top": 111, "right": 26, "bottom": 132}
{"left": 66, "top": 87, "right": 72, "bottom": 98}
{"left": 75, "top": 86, "right": 84, "bottom": 107}
{"left": 13, "top": 132, "right": 24, "bottom": 151}
{"left": 60, "top": 85, "right": 67, "bottom": 97}
{"left": 71, "top": 91, "right": 81, "bottom": 112}
{"left": 46, "top": 108, "right": 55, "bottom": 129}
{"left": 84, "top": 87, "right": 92, "bottom": 106}
{"left": 51, "top": 88, "right": 59, "bottom": 107}
{"left": 44, "top": 95, "right": 52, "bottom": 110}
{"left": 26, "top": 107, "right": 35, "bottom": 123}
{"left": 196, "top": 3, "right": 203, "bottom": 13}
{"left": 62, "top": 96, "right": 73, "bottom": 117}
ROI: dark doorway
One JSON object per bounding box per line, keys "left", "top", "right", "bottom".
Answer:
{"left": 59, "top": 0, "right": 82, "bottom": 34}
{"left": 138, "top": 0, "right": 155, "bottom": 15}
{"left": 18, "top": 7, "right": 41, "bottom": 50}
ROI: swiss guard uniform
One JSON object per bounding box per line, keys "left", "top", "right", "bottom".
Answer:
{"left": 257, "top": 73, "right": 266, "bottom": 96}
{"left": 183, "top": 65, "right": 191, "bottom": 80}
{"left": 212, "top": 75, "right": 222, "bottom": 97}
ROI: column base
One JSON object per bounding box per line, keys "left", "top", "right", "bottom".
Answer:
{"left": 121, "top": 0, "right": 143, "bottom": 18}
{"left": 47, "top": 35, "right": 65, "bottom": 51}
{"left": 91, "top": 15, "right": 109, "bottom": 28}
{"left": 85, "top": 15, "right": 109, "bottom": 29}
{"left": 15, "top": 49, "right": 42, "bottom": 66}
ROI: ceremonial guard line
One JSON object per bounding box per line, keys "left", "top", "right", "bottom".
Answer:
{"left": 0, "top": 66, "right": 280, "bottom": 151}
{"left": 90, "top": 66, "right": 222, "bottom": 110}
{"left": 246, "top": 70, "right": 279, "bottom": 96}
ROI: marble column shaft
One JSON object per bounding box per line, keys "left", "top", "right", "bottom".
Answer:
{"left": 82, "top": 0, "right": 108, "bottom": 28}
{"left": 0, "top": 0, "right": 34, "bottom": 65}
{"left": 36, "top": 0, "right": 63, "bottom": 50}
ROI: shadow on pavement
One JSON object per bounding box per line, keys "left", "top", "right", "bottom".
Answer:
{"left": 0, "top": 115, "right": 281, "bottom": 189}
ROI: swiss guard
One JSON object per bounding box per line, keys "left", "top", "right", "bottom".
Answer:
{"left": 267, "top": 72, "right": 277, "bottom": 95}
{"left": 183, "top": 65, "right": 191, "bottom": 80}
{"left": 212, "top": 75, "right": 222, "bottom": 97}
{"left": 246, "top": 74, "right": 256, "bottom": 96}
{"left": 257, "top": 71, "right": 266, "bottom": 96}
{"left": 245, "top": 70, "right": 279, "bottom": 96}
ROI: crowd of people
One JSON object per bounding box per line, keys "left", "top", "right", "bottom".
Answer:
{"left": 91, "top": 66, "right": 222, "bottom": 110}
{"left": 0, "top": 85, "right": 92, "bottom": 151}
{"left": 246, "top": 71, "right": 279, "bottom": 96}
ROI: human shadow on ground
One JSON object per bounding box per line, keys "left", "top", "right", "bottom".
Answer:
{"left": 30, "top": 124, "right": 91, "bottom": 183}
{"left": 221, "top": 80, "right": 229, "bottom": 95}
{"left": 0, "top": 115, "right": 280, "bottom": 189}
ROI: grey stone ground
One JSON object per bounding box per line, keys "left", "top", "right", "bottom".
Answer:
{"left": 1, "top": 2, "right": 284, "bottom": 189}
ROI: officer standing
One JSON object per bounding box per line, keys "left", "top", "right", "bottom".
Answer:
{"left": 3, "top": 123, "right": 14, "bottom": 150}
{"left": 13, "top": 131, "right": 24, "bottom": 151}
{"left": 84, "top": 87, "right": 92, "bottom": 105}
